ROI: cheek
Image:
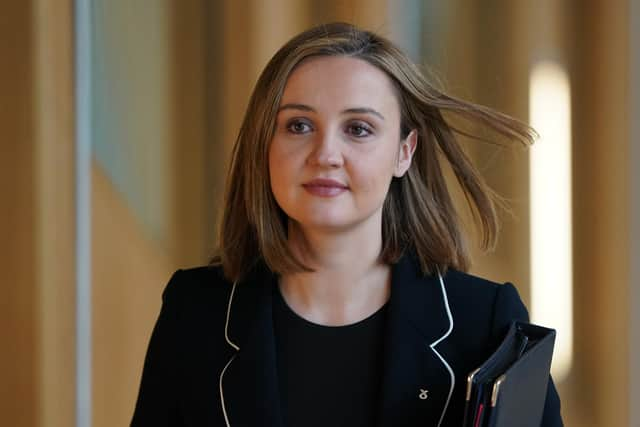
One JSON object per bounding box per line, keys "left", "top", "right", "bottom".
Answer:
{"left": 268, "top": 144, "right": 283, "bottom": 198}
{"left": 268, "top": 147, "right": 277, "bottom": 183}
{"left": 269, "top": 138, "right": 295, "bottom": 171}
{"left": 269, "top": 142, "right": 288, "bottom": 179}
{"left": 361, "top": 145, "right": 398, "bottom": 182}
{"left": 268, "top": 141, "right": 298, "bottom": 203}
{"left": 350, "top": 155, "right": 397, "bottom": 198}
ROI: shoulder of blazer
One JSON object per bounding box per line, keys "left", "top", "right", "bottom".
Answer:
{"left": 159, "top": 265, "right": 236, "bottom": 347}
{"left": 164, "top": 264, "right": 234, "bottom": 305}
{"left": 438, "top": 268, "right": 523, "bottom": 317}
{"left": 435, "top": 268, "right": 529, "bottom": 358}
{"left": 440, "top": 268, "right": 502, "bottom": 293}
{"left": 162, "top": 263, "right": 276, "bottom": 349}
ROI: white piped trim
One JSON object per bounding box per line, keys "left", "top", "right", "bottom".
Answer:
{"left": 429, "top": 272, "right": 455, "bottom": 427}
{"left": 219, "top": 354, "right": 236, "bottom": 427}
{"left": 224, "top": 281, "right": 240, "bottom": 351}
{"left": 220, "top": 280, "right": 240, "bottom": 426}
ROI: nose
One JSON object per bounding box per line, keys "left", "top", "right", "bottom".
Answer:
{"left": 307, "top": 130, "right": 344, "bottom": 168}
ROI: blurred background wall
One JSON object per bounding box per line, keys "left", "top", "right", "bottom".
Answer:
{"left": 1, "top": 0, "right": 638, "bottom": 426}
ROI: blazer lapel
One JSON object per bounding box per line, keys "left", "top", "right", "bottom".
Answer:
{"left": 377, "top": 254, "right": 456, "bottom": 427}
{"left": 218, "top": 263, "right": 284, "bottom": 427}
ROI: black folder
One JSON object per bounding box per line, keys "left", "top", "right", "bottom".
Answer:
{"left": 462, "top": 321, "right": 556, "bottom": 427}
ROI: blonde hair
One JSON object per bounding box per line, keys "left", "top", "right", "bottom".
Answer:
{"left": 213, "top": 22, "right": 534, "bottom": 281}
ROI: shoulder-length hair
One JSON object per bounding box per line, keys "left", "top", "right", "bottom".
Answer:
{"left": 213, "top": 22, "right": 535, "bottom": 282}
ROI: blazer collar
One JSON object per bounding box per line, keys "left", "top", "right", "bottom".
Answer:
{"left": 219, "top": 261, "right": 284, "bottom": 427}
{"left": 219, "top": 254, "right": 455, "bottom": 427}
{"left": 376, "top": 253, "right": 455, "bottom": 427}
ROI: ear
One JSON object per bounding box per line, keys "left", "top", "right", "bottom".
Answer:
{"left": 393, "top": 130, "right": 418, "bottom": 177}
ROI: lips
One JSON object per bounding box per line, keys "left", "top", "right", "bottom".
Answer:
{"left": 302, "top": 178, "right": 349, "bottom": 197}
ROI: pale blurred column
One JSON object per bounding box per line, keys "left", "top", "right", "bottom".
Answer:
{"left": 527, "top": 0, "right": 573, "bottom": 390}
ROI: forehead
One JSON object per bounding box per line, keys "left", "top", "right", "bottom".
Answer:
{"left": 280, "top": 56, "right": 400, "bottom": 115}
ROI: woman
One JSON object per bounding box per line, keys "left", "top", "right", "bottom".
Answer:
{"left": 131, "top": 22, "right": 563, "bottom": 426}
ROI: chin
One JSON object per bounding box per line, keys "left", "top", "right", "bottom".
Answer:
{"left": 298, "top": 213, "right": 376, "bottom": 234}
{"left": 300, "top": 218, "right": 353, "bottom": 231}
{"left": 289, "top": 213, "right": 355, "bottom": 232}
{"left": 285, "top": 202, "right": 383, "bottom": 233}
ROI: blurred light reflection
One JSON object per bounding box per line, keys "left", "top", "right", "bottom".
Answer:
{"left": 529, "top": 60, "right": 573, "bottom": 382}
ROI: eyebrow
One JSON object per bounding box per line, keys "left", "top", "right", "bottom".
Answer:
{"left": 277, "top": 103, "right": 385, "bottom": 120}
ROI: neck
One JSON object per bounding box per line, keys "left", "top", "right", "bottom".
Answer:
{"left": 278, "top": 219, "right": 391, "bottom": 326}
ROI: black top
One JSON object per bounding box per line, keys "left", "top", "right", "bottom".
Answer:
{"left": 273, "top": 286, "right": 388, "bottom": 427}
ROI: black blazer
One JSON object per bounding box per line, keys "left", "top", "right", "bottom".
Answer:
{"left": 131, "top": 254, "right": 563, "bottom": 427}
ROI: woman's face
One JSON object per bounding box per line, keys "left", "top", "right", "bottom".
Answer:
{"left": 268, "top": 56, "right": 416, "bottom": 235}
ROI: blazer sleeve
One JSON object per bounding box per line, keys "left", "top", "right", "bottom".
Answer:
{"left": 491, "top": 283, "right": 564, "bottom": 427}
{"left": 131, "top": 270, "right": 184, "bottom": 427}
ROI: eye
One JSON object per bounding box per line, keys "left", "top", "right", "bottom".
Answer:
{"left": 286, "top": 118, "right": 313, "bottom": 134}
{"left": 345, "top": 121, "right": 374, "bottom": 138}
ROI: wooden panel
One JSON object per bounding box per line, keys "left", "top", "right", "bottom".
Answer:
{"left": 0, "top": 1, "right": 37, "bottom": 426}
{"left": 251, "top": 0, "right": 309, "bottom": 78}
{"left": 571, "top": 1, "right": 630, "bottom": 426}
{"left": 169, "top": 0, "right": 209, "bottom": 265}
{"left": 33, "top": 0, "right": 76, "bottom": 426}
{"left": 465, "top": 0, "right": 532, "bottom": 297}
{"left": 317, "top": 0, "right": 390, "bottom": 31}
{"left": 220, "top": 0, "right": 252, "bottom": 165}
{"left": 630, "top": 1, "right": 640, "bottom": 425}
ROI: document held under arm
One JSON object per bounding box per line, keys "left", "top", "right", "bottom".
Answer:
{"left": 462, "top": 321, "right": 556, "bottom": 427}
